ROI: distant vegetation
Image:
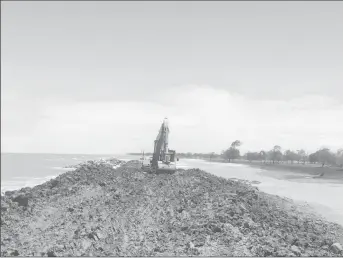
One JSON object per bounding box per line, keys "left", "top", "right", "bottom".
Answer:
{"left": 218, "top": 141, "right": 343, "bottom": 168}
{"left": 244, "top": 146, "right": 342, "bottom": 168}
{"left": 128, "top": 143, "right": 343, "bottom": 168}
{"left": 222, "top": 140, "right": 241, "bottom": 163}
{"left": 128, "top": 143, "right": 343, "bottom": 167}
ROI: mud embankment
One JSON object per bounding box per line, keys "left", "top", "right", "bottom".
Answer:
{"left": 1, "top": 160, "right": 343, "bottom": 256}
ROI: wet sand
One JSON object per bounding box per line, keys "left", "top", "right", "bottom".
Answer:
{"left": 247, "top": 162, "right": 343, "bottom": 183}
{"left": 205, "top": 159, "right": 343, "bottom": 183}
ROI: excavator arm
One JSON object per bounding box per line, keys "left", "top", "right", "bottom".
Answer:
{"left": 150, "top": 118, "right": 176, "bottom": 174}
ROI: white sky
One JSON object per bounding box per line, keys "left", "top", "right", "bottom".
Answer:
{"left": 1, "top": 2, "right": 343, "bottom": 154}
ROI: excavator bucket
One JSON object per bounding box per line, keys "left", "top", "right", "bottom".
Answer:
{"left": 155, "top": 161, "right": 176, "bottom": 174}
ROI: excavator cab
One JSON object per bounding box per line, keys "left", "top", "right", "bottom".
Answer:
{"left": 168, "top": 150, "right": 176, "bottom": 162}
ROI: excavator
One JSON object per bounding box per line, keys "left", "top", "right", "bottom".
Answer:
{"left": 141, "top": 118, "right": 177, "bottom": 174}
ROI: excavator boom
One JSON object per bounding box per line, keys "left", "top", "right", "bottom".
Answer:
{"left": 149, "top": 118, "right": 177, "bottom": 174}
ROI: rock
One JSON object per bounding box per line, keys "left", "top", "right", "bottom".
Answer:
{"left": 1, "top": 202, "right": 9, "bottom": 212}
{"left": 5, "top": 191, "right": 15, "bottom": 197}
{"left": 193, "top": 236, "right": 206, "bottom": 247}
{"left": 88, "top": 232, "right": 97, "bottom": 240}
{"left": 12, "top": 195, "right": 29, "bottom": 207}
{"left": 322, "top": 238, "right": 334, "bottom": 246}
{"left": 20, "top": 187, "right": 31, "bottom": 194}
{"left": 82, "top": 239, "right": 92, "bottom": 250}
{"left": 50, "top": 180, "right": 59, "bottom": 188}
{"left": 95, "top": 232, "right": 104, "bottom": 240}
{"left": 187, "top": 242, "right": 195, "bottom": 249}
{"left": 47, "top": 250, "right": 57, "bottom": 257}
{"left": 291, "top": 245, "right": 301, "bottom": 256}
{"left": 10, "top": 250, "right": 20, "bottom": 256}
{"left": 262, "top": 246, "right": 274, "bottom": 256}
{"left": 286, "top": 235, "right": 296, "bottom": 245}
{"left": 330, "top": 243, "right": 343, "bottom": 254}
{"left": 176, "top": 207, "right": 184, "bottom": 213}
{"left": 276, "top": 248, "right": 290, "bottom": 256}
{"left": 212, "top": 226, "right": 222, "bottom": 233}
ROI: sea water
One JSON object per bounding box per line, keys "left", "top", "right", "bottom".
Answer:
{"left": 1, "top": 153, "right": 138, "bottom": 194}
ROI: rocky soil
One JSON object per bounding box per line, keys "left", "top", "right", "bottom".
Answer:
{"left": 1, "top": 159, "right": 343, "bottom": 256}
{"left": 63, "top": 158, "right": 125, "bottom": 169}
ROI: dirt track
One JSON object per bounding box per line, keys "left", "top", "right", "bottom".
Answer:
{"left": 1, "top": 160, "right": 343, "bottom": 256}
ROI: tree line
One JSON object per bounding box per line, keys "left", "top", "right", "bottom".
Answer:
{"left": 129, "top": 142, "right": 343, "bottom": 167}
{"left": 220, "top": 141, "right": 343, "bottom": 167}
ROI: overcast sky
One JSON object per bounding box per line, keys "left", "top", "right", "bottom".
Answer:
{"left": 1, "top": 1, "right": 343, "bottom": 155}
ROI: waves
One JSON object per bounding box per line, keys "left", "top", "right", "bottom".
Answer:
{"left": 1, "top": 165, "right": 72, "bottom": 195}
{"left": 51, "top": 166, "right": 76, "bottom": 171}
{"left": 1, "top": 155, "right": 127, "bottom": 196}
{"left": 1, "top": 175, "right": 58, "bottom": 195}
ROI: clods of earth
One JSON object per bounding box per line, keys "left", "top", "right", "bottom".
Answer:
{"left": 1, "top": 159, "right": 343, "bottom": 256}
{"left": 63, "top": 158, "right": 125, "bottom": 170}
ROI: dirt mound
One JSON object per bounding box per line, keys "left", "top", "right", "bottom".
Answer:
{"left": 1, "top": 161, "right": 343, "bottom": 256}
{"left": 63, "top": 158, "right": 125, "bottom": 170}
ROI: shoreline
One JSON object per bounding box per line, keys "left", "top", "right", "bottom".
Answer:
{"left": 1, "top": 158, "right": 127, "bottom": 195}
{"left": 1, "top": 159, "right": 343, "bottom": 256}
{"left": 202, "top": 158, "right": 343, "bottom": 183}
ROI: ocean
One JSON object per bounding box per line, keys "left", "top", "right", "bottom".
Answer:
{"left": 1, "top": 153, "right": 139, "bottom": 194}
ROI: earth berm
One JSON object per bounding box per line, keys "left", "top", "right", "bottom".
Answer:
{"left": 1, "top": 160, "right": 343, "bottom": 256}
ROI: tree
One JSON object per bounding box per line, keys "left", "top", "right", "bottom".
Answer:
{"left": 231, "top": 140, "right": 242, "bottom": 149}
{"left": 284, "top": 150, "right": 291, "bottom": 163}
{"left": 246, "top": 152, "right": 260, "bottom": 162}
{"left": 317, "top": 148, "right": 336, "bottom": 167}
{"left": 284, "top": 150, "right": 298, "bottom": 164}
{"left": 274, "top": 146, "right": 282, "bottom": 163}
{"left": 269, "top": 145, "right": 282, "bottom": 164}
{"left": 246, "top": 152, "right": 252, "bottom": 162}
{"left": 223, "top": 140, "right": 242, "bottom": 163}
{"left": 309, "top": 152, "right": 318, "bottom": 164}
{"left": 259, "top": 150, "right": 267, "bottom": 163}
{"left": 242, "top": 153, "right": 248, "bottom": 160}
{"left": 297, "top": 149, "right": 307, "bottom": 164}
{"left": 336, "top": 149, "right": 343, "bottom": 168}
{"left": 223, "top": 147, "right": 240, "bottom": 163}
{"left": 209, "top": 152, "right": 215, "bottom": 162}
{"left": 274, "top": 145, "right": 281, "bottom": 152}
